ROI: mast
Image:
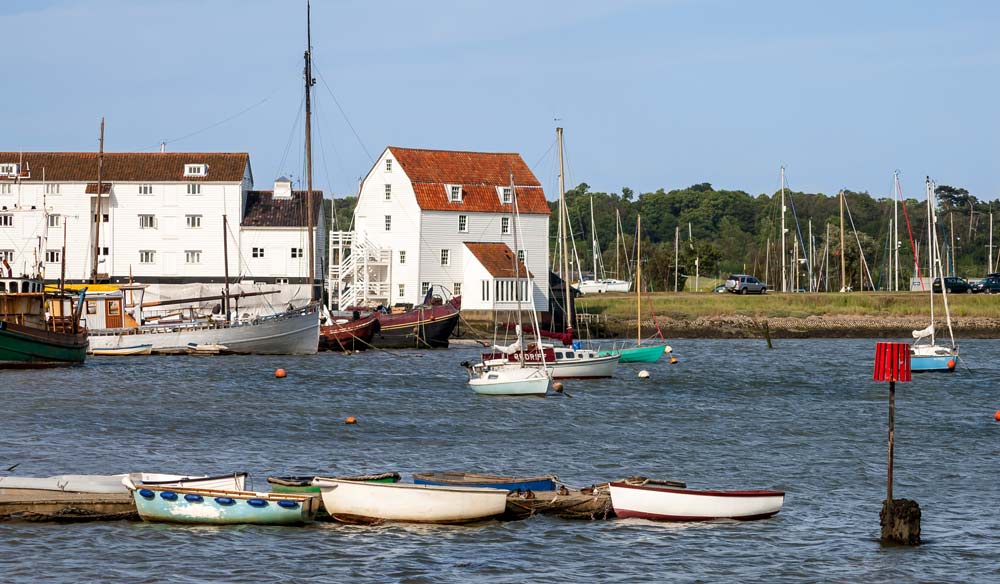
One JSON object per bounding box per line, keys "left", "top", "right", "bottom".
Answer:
{"left": 926, "top": 177, "right": 935, "bottom": 345}
{"left": 615, "top": 208, "right": 621, "bottom": 280}
{"left": 92, "top": 117, "right": 104, "bottom": 283}
{"left": 893, "top": 171, "right": 900, "bottom": 291}
{"left": 839, "top": 189, "right": 846, "bottom": 292}
{"left": 223, "top": 214, "right": 231, "bottom": 320}
{"left": 589, "top": 196, "right": 597, "bottom": 281}
{"left": 808, "top": 220, "right": 813, "bottom": 292}
{"left": 780, "top": 166, "right": 786, "bottom": 293}
{"left": 990, "top": 210, "right": 994, "bottom": 275}
{"left": 673, "top": 226, "right": 679, "bottom": 292}
{"left": 304, "top": 0, "right": 317, "bottom": 301}
{"left": 930, "top": 179, "right": 955, "bottom": 347}
{"left": 557, "top": 127, "right": 571, "bottom": 337}
{"left": 636, "top": 214, "right": 642, "bottom": 345}
{"left": 510, "top": 171, "right": 524, "bottom": 367}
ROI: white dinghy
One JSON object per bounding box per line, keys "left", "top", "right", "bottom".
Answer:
{"left": 609, "top": 481, "right": 784, "bottom": 522}
{"left": 313, "top": 478, "right": 508, "bottom": 524}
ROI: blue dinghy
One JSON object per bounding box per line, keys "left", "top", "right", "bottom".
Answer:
{"left": 127, "top": 483, "right": 318, "bottom": 525}
{"left": 413, "top": 472, "right": 556, "bottom": 493}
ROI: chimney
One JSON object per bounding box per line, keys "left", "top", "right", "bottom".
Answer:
{"left": 159, "top": 141, "right": 166, "bottom": 153}
{"left": 274, "top": 176, "right": 293, "bottom": 198}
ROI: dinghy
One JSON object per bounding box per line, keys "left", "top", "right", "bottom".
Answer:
{"left": 413, "top": 472, "right": 556, "bottom": 492}
{"left": 609, "top": 481, "right": 784, "bottom": 521}
{"left": 313, "top": 478, "right": 508, "bottom": 524}
{"left": 125, "top": 480, "right": 318, "bottom": 525}
{"left": 91, "top": 343, "right": 152, "bottom": 356}
{"left": 267, "top": 472, "right": 400, "bottom": 494}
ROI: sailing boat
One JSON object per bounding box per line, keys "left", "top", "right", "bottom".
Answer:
{"left": 599, "top": 214, "right": 671, "bottom": 363}
{"left": 576, "top": 197, "right": 607, "bottom": 294}
{"left": 465, "top": 174, "right": 550, "bottom": 396}
{"left": 910, "top": 177, "right": 958, "bottom": 372}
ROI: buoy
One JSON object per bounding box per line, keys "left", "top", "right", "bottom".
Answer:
{"left": 947, "top": 359, "right": 956, "bottom": 369}
{"left": 552, "top": 381, "right": 564, "bottom": 392}
{"left": 345, "top": 416, "right": 357, "bottom": 424}
{"left": 994, "top": 410, "right": 1000, "bottom": 422}
{"left": 669, "top": 356, "right": 679, "bottom": 365}
{"left": 637, "top": 370, "right": 650, "bottom": 379}
{"left": 274, "top": 368, "right": 287, "bottom": 379}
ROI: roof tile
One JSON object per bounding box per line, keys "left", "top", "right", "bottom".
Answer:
{"left": 464, "top": 242, "right": 533, "bottom": 278}
{"left": 242, "top": 190, "right": 323, "bottom": 228}
{"left": 0, "top": 152, "right": 249, "bottom": 183}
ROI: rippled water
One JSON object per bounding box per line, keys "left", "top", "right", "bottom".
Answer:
{"left": 1, "top": 339, "right": 999, "bottom": 582}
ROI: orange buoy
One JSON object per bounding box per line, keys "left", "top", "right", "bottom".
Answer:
{"left": 947, "top": 359, "right": 956, "bottom": 369}
{"left": 345, "top": 416, "right": 357, "bottom": 424}
{"left": 994, "top": 410, "right": 1000, "bottom": 422}
{"left": 669, "top": 356, "right": 679, "bottom": 365}
{"left": 274, "top": 368, "right": 287, "bottom": 378}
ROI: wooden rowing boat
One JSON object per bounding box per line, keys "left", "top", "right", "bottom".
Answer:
{"left": 91, "top": 343, "right": 153, "bottom": 356}
{"left": 314, "top": 478, "right": 507, "bottom": 524}
{"left": 127, "top": 483, "right": 318, "bottom": 525}
{"left": 267, "top": 472, "right": 400, "bottom": 494}
{"left": 504, "top": 484, "right": 613, "bottom": 520}
{"left": 609, "top": 481, "right": 784, "bottom": 521}
{"left": 413, "top": 472, "right": 556, "bottom": 493}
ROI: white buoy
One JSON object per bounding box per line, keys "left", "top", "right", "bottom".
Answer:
{"left": 637, "top": 370, "right": 650, "bottom": 379}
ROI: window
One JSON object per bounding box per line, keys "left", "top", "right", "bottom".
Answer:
{"left": 448, "top": 185, "right": 462, "bottom": 202}
{"left": 384, "top": 215, "right": 391, "bottom": 231}
{"left": 291, "top": 247, "right": 303, "bottom": 258}
{"left": 0, "top": 214, "right": 12, "bottom": 227}
{"left": 501, "top": 217, "right": 510, "bottom": 234}
{"left": 421, "top": 282, "right": 430, "bottom": 295}
{"left": 186, "top": 183, "right": 201, "bottom": 195}
{"left": 185, "top": 250, "right": 201, "bottom": 264}
{"left": 385, "top": 159, "right": 393, "bottom": 172}
{"left": 276, "top": 278, "right": 289, "bottom": 285}
{"left": 517, "top": 250, "right": 525, "bottom": 263}
{"left": 0, "top": 250, "right": 13, "bottom": 261}
{"left": 0, "top": 164, "right": 16, "bottom": 176}
{"left": 139, "top": 214, "right": 156, "bottom": 229}
{"left": 495, "top": 279, "right": 529, "bottom": 303}
{"left": 99, "top": 247, "right": 109, "bottom": 256}
{"left": 45, "top": 184, "right": 60, "bottom": 195}
{"left": 0, "top": 184, "right": 11, "bottom": 195}
{"left": 45, "top": 250, "right": 60, "bottom": 263}
{"left": 482, "top": 280, "right": 490, "bottom": 301}
{"left": 48, "top": 214, "right": 61, "bottom": 228}
{"left": 398, "top": 284, "right": 405, "bottom": 297}
{"left": 184, "top": 164, "right": 207, "bottom": 177}
{"left": 454, "top": 282, "right": 462, "bottom": 296}
{"left": 458, "top": 215, "right": 468, "bottom": 233}
{"left": 86, "top": 301, "right": 97, "bottom": 315}
{"left": 399, "top": 250, "right": 406, "bottom": 264}
{"left": 252, "top": 247, "right": 264, "bottom": 258}
{"left": 139, "top": 184, "right": 153, "bottom": 195}
{"left": 440, "top": 249, "right": 450, "bottom": 266}
{"left": 186, "top": 214, "right": 202, "bottom": 228}
{"left": 501, "top": 186, "right": 512, "bottom": 204}
{"left": 384, "top": 184, "right": 392, "bottom": 201}
{"left": 95, "top": 213, "right": 108, "bottom": 223}
{"left": 139, "top": 250, "right": 155, "bottom": 264}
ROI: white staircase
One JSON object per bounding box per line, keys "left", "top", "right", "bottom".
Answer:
{"left": 328, "top": 231, "right": 391, "bottom": 309}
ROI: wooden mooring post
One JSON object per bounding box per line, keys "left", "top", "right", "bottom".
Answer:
{"left": 873, "top": 342, "right": 920, "bottom": 545}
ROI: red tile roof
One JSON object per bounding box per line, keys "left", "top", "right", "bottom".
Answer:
{"left": 85, "top": 183, "right": 112, "bottom": 194}
{"left": 388, "top": 147, "right": 550, "bottom": 215}
{"left": 464, "top": 242, "right": 533, "bottom": 278}
{"left": 0, "top": 152, "right": 249, "bottom": 183}
{"left": 242, "top": 190, "right": 323, "bottom": 228}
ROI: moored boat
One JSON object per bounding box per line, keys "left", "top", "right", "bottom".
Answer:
{"left": 599, "top": 344, "right": 670, "bottom": 364}
{"left": 319, "top": 312, "right": 380, "bottom": 351}
{"left": 368, "top": 296, "right": 461, "bottom": 349}
{"left": 314, "top": 478, "right": 508, "bottom": 525}
{"left": 482, "top": 344, "right": 619, "bottom": 379}
{"left": 413, "top": 472, "right": 556, "bottom": 492}
{"left": 0, "top": 278, "right": 87, "bottom": 367}
{"left": 126, "top": 482, "right": 318, "bottom": 526}
{"left": 267, "top": 472, "right": 400, "bottom": 494}
{"left": 91, "top": 343, "right": 152, "bottom": 356}
{"left": 505, "top": 484, "right": 614, "bottom": 521}
{"left": 609, "top": 481, "right": 784, "bottom": 521}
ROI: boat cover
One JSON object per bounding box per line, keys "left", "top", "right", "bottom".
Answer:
{"left": 912, "top": 325, "right": 934, "bottom": 339}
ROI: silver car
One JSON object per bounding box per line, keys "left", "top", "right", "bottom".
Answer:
{"left": 725, "top": 274, "right": 767, "bottom": 295}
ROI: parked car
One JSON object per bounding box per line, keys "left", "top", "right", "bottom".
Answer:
{"left": 973, "top": 275, "right": 1000, "bottom": 294}
{"left": 724, "top": 274, "right": 767, "bottom": 295}
{"left": 932, "top": 277, "right": 972, "bottom": 294}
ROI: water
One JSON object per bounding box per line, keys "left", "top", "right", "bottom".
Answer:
{"left": 1, "top": 339, "right": 999, "bottom": 583}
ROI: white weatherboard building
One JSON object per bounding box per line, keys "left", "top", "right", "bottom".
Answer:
{"left": 0, "top": 152, "right": 324, "bottom": 309}
{"left": 330, "top": 147, "right": 551, "bottom": 312}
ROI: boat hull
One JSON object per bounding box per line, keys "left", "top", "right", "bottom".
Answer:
{"left": 131, "top": 486, "right": 318, "bottom": 525}
{"left": 319, "top": 314, "right": 379, "bottom": 351}
{"left": 371, "top": 301, "right": 460, "bottom": 349}
{"left": 91, "top": 344, "right": 153, "bottom": 356}
{"left": 413, "top": 472, "right": 556, "bottom": 492}
{"left": 469, "top": 368, "right": 550, "bottom": 396}
{"left": 316, "top": 479, "right": 508, "bottom": 524}
{"left": 0, "top": 321, "right": 87, "bottom": 367}
{"left": 548, "top": 353, "right": 620, "bottom": 379}
{"left": 609, "top": 482, "right": 784, "bottom": 521}
{"left": 910, "top": 346, "right": 958, "bottom": 372}
{"left": 88, "top": 305, "right": 319, "bottom": 355}
{"left": 600, "top": 344, "right": 669, "bottom": 364}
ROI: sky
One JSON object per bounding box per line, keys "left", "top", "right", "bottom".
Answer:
{"left": 2, "top": 0, "right": 998, "bottom": 201}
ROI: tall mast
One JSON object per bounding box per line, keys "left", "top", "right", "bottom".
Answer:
{"left": 615, "top": 208, "right": 621, "bottom": 280}
{"left": 589, "top": 196, "right": 597, "bottom": 281}
{"left": 808, "top": 219, "right": 813, "bottom": 292}
{"left": 510, "top": 171, "right": 524, "bottom": 367}
{"left": 926, "top": 177, "right": 935, "bottom": 345}
{"left": 304, "top": 0, "right": 317, "bottom": 301}
{"left": 990, "top": 210, "right": 994, "bottom": 275}
{"left": 636, "top": 214, "right": 642, "bottom": 345}
{"left": 673, "top": 226, "right": 679, "bottom": 292}
{"left": 556, "top": 127, "right": 571, "bottom": 336}
{"left": 780, "top": 165, "right": 786, "bottom": 293}
{"left": 223, "top": 214, "right": 231, "bottom": 319}
{"left": 839, "top": 189, "right": 846, "bottom": 292}
{"left": 92, "top": 117, "right": 104, "bottom": 283}
{"left": 893, "top": 171, "right": 900, "bottom": 291}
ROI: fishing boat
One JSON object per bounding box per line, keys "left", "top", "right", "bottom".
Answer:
{"left": 267, "top": 472, "right": 400, "bottom": 494}
{"left": 609, "top": 481, "right": 784, "bottom": 521}
{"left": 910, "top": 177, "right": 958, "bottom": 372}
{"left": 126, "top": 481, "right": 318, "bottom": 526}
{"left": 314, "top": 478, "right": 508, "bottom": 525}
{"left": 91, "top": 343, "right": 152, "bottom": 356}
{"left": 598, "top": 214, "right": 671, "bottom": 363}
{"left": 413, "top": 472, "right": 556, "bottom": 492}
{"left": 319, "top": 311, "right": 380, "bottom": 351}
{"left": 0, "top": 276, "right": 88, "bottom": 367}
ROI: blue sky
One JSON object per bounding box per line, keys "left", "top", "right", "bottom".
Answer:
{"left": 2, "top": 0, "right": 998, "bottom": 201}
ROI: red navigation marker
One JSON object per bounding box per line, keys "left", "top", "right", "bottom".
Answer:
{"left": 873, "top": 342, "right": 911, "bottom": 383}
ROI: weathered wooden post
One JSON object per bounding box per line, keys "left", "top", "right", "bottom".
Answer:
{"left": 873, "top": 342, "right": 920, "bottom": 545}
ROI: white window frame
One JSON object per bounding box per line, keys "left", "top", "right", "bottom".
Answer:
{"left": 421, "top": 282, "right": 431, "bottom": 295}
{"left": 45, "top": 249, "right": 61, "bottom": 263}
{"left": 454, "top": 282, "right": 462, "bottom": 296}
{"left": 139, "top": 250, "right": 155, "bottom": 264}
{"left": 398, "top": 283, "right": 405, "bottom": 297}
{"left": 183, "top": 164, "right": 207, "bottom": 177}
{"left": 440, "top": 249, "right": 450, "bottom": 266}
{"left": 185, "top": 250, "right": 201, "bottom": 264}
{"left": 399, "top": 250, "right": 406, "bottom": 264}
{"left": 0, "top": 214, "right": 12, "bottom": 227}
{"left": 385, "top": 159, "right": 393, "bottom": 173}
{"left": 482, "top": 279, "right": 490, "bottom": 301}
{"left": 252, "top": 247, "right": 265, "bottom": 259}
{"left": 384, "top": 215, "right": 392, "bottom": 231}
{"left": 0, "top": 184, "right": 11, "bottom": 195}
{"left": 498, "top": 186, "right": 512, "bottom": 204}
{"left": 291, "top": 247, "right": 303, "bottom": 259}
{"left": 501, "top": 216, "right": 510, "bottom": 234}
{"left": 0, "top": 164, "right": 16, "bottom": 176}
{"left": 45, "top": 183, "right": 60, "bottom": 195}
{"left": 384, "top": 184, "right": 392, "bottom": 201}
{"left": 0, "top": 249, "right": 12, "bottom": 261}
{"left": 185, "top": 214, "right": 202, "bottom": 228}
{"left": 139, "top": 184, "right": 153, "bottom": 195}
{"left": 186, "top": 183, "right": 201, "bottom": 195}
{"left": 458, "top": 215, "right": 468, "bottom": 233}
{"left": 139, "top": 214, "right": 156, "bottom": 229}
{"left": 517, "top": 250, "right": 526, "bottom": 264}
{"left": 48, "top": 214, "right": 61, "bottom": 228}
{"left": 447, "top": 184, "right": 462, "bottom": 202}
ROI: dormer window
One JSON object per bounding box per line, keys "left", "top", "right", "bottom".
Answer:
{"left": 447, "top": 184, "right": 463, "bottom": 202}
{"left": 183, "top": 164, "right": 207, "bottom": 177}
{"left": 497, "top": 186, "right": 512, "bottom": 204}
{"left": 0, "top": 164, "right": 17, "bottom": 177}
{"left": 385, "top": 159, "right": 393, "bottom": 173}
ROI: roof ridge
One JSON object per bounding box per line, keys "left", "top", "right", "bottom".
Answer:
{"left": 387, "top": 146, "right": 522, "bottom": 156}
